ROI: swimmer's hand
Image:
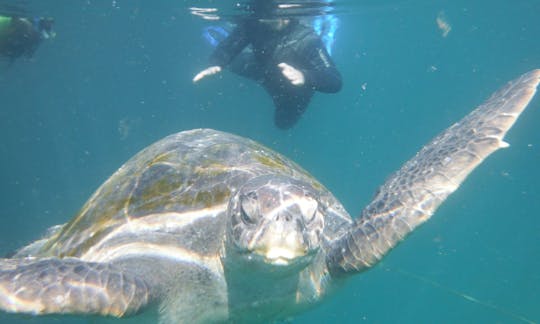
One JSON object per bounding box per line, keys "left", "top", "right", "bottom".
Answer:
{"left": 193, "top": 66, "right": 222, "bottom": 83}
{"left": 278, "top": 63, "right": 305, "bottom": 86}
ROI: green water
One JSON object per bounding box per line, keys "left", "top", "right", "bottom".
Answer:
{"left": 0, "top": 0, "right": 539, "bottom": 323}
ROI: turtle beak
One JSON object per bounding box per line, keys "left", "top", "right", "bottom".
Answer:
{"left": 251, "top": 213, "right": 311, "bottom": 266}
{"left": 258, "top": 234, "right": 308, "bottom": 266}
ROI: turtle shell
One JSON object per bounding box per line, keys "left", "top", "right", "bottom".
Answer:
{"left": 32, "top": 129, "right": 350, "bottom": 261}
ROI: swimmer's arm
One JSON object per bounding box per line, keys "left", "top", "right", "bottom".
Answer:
{"left": 209, "top": 24, "right": 250, "bottom": 67}
{"left": 193, "top": 24, "right": 250, "bottom": 83}
{"left": 300, "top": 39, "right": 342, "bottom": 93}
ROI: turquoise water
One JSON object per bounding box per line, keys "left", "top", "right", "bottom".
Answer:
{"left": 1, "top": 0, "right": 539, "bottom": 323}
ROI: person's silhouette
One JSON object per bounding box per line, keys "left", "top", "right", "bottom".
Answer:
{"left": 0, "top": 15, "right": 55, "bottom": 61}
{"left": 193, "top": 0, "right": 342, "bottom": 129}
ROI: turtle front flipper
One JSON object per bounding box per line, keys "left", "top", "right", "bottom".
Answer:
{"left": 0, "top": 257, "right": 150, "bottom": 317}
{"left": 327, "top": 69, "right": 540, "bottom": 275}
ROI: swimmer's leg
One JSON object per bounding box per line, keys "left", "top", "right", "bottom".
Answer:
{"left": 229, "top": 54, "right": 314, "bottom": 129}
{"left": 270, "top": 87, "right": 314, "bottom": 129}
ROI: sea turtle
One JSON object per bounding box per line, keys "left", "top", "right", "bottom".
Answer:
{"left": 0, "top": 70, "right": 539, "bottom": 323}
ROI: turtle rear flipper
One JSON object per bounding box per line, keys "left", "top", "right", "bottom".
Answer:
{"left": 0, "top": 257, "right": 150, "bottom": 317}
{"left": 327, "top": 69, "right": 540, "bottom": 274}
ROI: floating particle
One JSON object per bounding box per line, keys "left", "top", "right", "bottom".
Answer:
{"left": 436, "top": 11, "right": 452, "bottom": 37}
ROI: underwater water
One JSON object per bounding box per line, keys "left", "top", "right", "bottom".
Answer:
{"left": 0, "top": 0, "right": 539, "bottom": 323}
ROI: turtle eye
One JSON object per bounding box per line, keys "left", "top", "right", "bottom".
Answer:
{"left": 240, "top": 192, "right": 259, "bottom": 225}
{"left": 240, "top": 209, "right": 256, "bottom": 225}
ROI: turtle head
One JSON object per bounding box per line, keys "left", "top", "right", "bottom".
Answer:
{"left": 227, "top": 175, "right": 324, "bottom": 270}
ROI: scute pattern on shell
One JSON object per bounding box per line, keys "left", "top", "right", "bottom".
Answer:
{"left": 35, "top": 129, "right": 338, "bottom": 259}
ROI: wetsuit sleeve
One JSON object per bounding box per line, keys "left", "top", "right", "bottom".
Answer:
{"left": 300, "top": 36, "right": 342, "bottom": 93}
{"left": 209, "top": 23, "right": 250, "bottom": 67}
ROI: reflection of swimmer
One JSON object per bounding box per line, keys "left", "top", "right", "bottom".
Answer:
{"left": 0, "top": 15, "right": 55, "bottom": 61}
{"left": 193, "top": 0, "right": 342, "bottom": 129}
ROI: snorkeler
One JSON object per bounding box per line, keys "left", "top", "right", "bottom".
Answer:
{"left": 193, "top": 0, "right": 342, "bottom": 129}
{"left": 0, "top": 14, "right": 55, "bottom": 61}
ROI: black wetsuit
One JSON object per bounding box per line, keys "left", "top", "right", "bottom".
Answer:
{"left": 0, "top": 17, "right": 42, "bottom": 60}
{"left": 209, "top": 18, "right": 342, "bottom": 129}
